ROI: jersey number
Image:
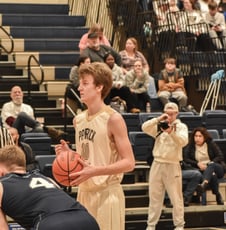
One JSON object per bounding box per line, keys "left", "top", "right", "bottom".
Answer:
{"left": 29, "top": 177, "right": 55, "bottom": 189}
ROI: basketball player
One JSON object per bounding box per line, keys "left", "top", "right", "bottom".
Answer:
{"left": 0, "top": 145, "right": 99, "bottom": 230}
{"left": 55, "top": 62, "right": 135, "bottom": 230}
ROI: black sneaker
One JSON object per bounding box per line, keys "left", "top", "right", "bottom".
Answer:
{"left": 196, "top": 182, "right": 208, "bottom": 195}
{"left": 216, "top": 192, "right": 224, "bottom": 205}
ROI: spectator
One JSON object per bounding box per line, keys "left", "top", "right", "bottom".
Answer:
{"left": 142, "top": 102, "right": 188, "bottom": 230}
{"left": 79, "top": 23, "right": 111, "bottom": 53}
{"left": 125, "top": 59, "right": 152, "bottom": 111}
{"left": 55, "top": 62, "right": 135, "bottom": 230}
{"left": 81, "top": 32, "right": 121, "bottom": 65}
{"left": 1, "top": 86, "right": 42, "bottom": 134}
{"left": 183, "top": 127, "right": 225, "bottom": 205}
{"left": 158, "top": 57, "right": 188, "bottom": 111}
{"left": 205, "top": 0, "right": 226, "bottom": 50}
{"left": 0, "top": 145, "right": 100, "bottom": 230}
{"left": 103, "top": 52, "right": 141, "bottom": 113}
{"left": 119, "top": 37, "right": 149, "bottom": 74}
{"left": 1, "top": 85, "right": 65, "bottom": 141}
{"left": 65, "top": 55, "right": 90, "bottom": 115}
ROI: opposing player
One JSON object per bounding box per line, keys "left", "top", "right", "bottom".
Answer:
{"left": 55, "top": 62, "right": 135, "bottom": 230}
{"left": 0, "top": 145, "right": 99, "bottom": 230}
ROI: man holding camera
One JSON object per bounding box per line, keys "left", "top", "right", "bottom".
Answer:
{"left": 142, "top": 102, "right": 188, "bottom": 230}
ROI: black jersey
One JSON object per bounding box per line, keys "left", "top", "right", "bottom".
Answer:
{"left": 0, "top": 170, "right": 85, "bottom": 229}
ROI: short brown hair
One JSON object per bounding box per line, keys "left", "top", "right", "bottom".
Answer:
{"left": 79, "top": 62, "right": 113, "bottom": 99}
{"left": 208, "top": 1, "right": 218, "bottom": 10}
{"left": 164, "top": 57, "right": 176, "bottom": 65}
{"left": 0, "top": 145, "right": 26, "bottom": 170}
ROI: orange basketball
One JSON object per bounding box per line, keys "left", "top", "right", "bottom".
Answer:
{"left": 52, "top": 151, "right": 83, "bottom": 186}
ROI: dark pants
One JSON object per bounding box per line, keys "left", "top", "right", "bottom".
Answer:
{"left": 202, "top": 162, "right": 225, "bottom": 194}
{"left": 132, "top": 92, "right": 152, "bottom": 111}
{"left": 13, "top": 112, "right": 40, "bottom": 136}
{"left": 106, "top": 86, "right": 138, "bottom": 112}
{"left": 36, "top": 210, "right": 100, "bottom": 230}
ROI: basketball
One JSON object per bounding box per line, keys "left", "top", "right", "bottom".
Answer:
{"left": 52, "top": 151, "right": 83, "bottom": 186}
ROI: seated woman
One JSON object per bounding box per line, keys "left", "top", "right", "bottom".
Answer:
{"left": 183, "top": 127, "right": 226, "bottom": 205}
{"left": 119, "top": 37, "right": 149, "bottom": 74}
{"left": 104, "top": 52, "right": 140, "bottom": 113}
{"left": 125, "top": 59, "right": 152, "bottom": 112}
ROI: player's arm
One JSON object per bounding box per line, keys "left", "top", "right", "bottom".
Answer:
{"left": 106, "top": 112, "right": 135, "bottom": 173}
{"left": 0, "top": 183, "right": 10, "bottom": 230}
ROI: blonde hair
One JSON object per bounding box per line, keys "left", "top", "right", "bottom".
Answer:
{"left": 0, "top": 145, "right": 26, "bottom": 170}
{"left": 127, "top": 37, "right": 138, "bottom": 52}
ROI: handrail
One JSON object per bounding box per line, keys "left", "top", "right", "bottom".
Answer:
{"left": 0, "top": 26, "right": 14, "bottom": 54}
{"left": 27, "top": 54, "right": 45, "bottom": 104}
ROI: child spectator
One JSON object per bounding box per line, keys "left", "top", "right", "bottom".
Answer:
{"left": 158, "top": 57, "right": 188, "bottom": 111}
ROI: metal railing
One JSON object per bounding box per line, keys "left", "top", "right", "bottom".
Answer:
{"left": 27, "top": 54, "right": 45, "bottom": 104}
{"left": 0, "top": 26, "right": 14, "bottom": 54}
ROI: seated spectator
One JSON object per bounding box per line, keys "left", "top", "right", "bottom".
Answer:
{"left": 1, "top": 86, "right": 65, "bottom": 141}
{"left": 125, "top": 59, "right": 152, "bottom": 111}
{"left": 65, "top": 55, "right": 90, "bottom": 116}
{"left": 103, "top": 52, "right": 140, "bottom": 113}
{"left": 119, "top": 37, "right": 149, "bottom": 74}
{"left": 183, "top": 127, "right": 226, "bottom": 205}
{"left": 183, "top": 0, "right": 211, "bottom": 51}
{"left": 205, "top": 0, "right": 226, "bottom": 50}
{"left": 158, "top": 57, "right": 188, "bottom": 111}
{"left": 79, "top": 23, "right": 111, "bottom": 53}
{"left": 81, "top": 32, "right": 121, "bottom": 65}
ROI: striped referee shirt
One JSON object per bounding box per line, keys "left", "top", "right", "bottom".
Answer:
{"left": 0, "top": 126, "right": 14, "bottom": 148}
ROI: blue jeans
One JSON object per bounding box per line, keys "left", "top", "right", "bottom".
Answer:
{"left": 182, "top": 169, "right": 202, "bottom": 202}
{"left": 202, "top": 162, "right": 225, "bottom": 194}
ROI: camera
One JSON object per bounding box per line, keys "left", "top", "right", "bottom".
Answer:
{"left": 158, "top": 121, "right": 169, "bottom": 130}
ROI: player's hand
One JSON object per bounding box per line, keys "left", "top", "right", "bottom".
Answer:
{"left": 69, "top": 158, "right": 93, "bottom": 186}
{"left": 54, "top": 139, "right": 70, "bottom": 156}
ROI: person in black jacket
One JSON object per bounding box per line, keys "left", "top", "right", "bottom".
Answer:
{"left": 183, "top": 126, "right": 226, "bottom": 205}
{"left": 0, "top": 145, "right": 99, "bottom": 230}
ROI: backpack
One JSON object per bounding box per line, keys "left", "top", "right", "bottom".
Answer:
{"left": 110, "top": 96, "right": 127, "bottom": 113}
